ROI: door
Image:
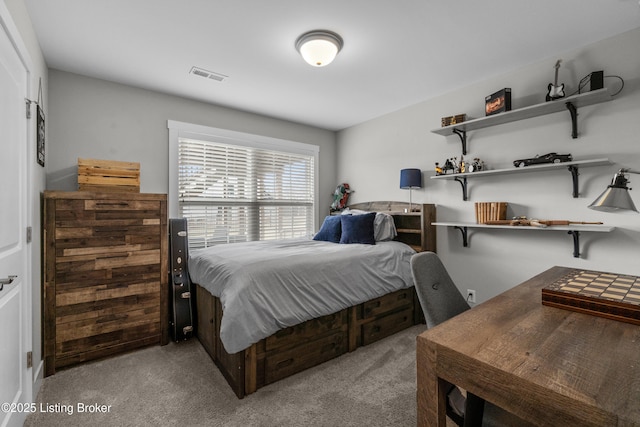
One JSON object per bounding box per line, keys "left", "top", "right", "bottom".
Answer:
{"left": 0, "top": 16, "right": 30, "bottom": 427}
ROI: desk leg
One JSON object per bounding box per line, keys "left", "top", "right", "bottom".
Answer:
{"left": 417, "top": 338, "right": 447, "bottom": 426}
{"left": 463, "top": 393, "right": 485, "bottom": 427}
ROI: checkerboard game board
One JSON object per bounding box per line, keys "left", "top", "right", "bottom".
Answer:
{"left": 542, "top": 268, "right": 640, "bottom": 325}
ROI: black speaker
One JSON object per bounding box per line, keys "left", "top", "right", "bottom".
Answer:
{"left": 590, "top": 70, "right": 604, "bottom": 91}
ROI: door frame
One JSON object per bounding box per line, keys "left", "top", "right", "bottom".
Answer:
{"left": 0, "top": 1, "right": 36, "bottom": 421}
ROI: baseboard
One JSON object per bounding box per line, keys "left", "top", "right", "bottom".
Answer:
{"left": 32, "top": 360, "right": 44, "bottom": 399}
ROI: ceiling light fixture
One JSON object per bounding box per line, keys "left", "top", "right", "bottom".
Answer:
{"left": 295, "top": 30, "right": 343, "bottom": 67}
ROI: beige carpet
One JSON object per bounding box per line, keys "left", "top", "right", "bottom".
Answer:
{"left": 25, "top": 325, "right": 427, "bottom": 427}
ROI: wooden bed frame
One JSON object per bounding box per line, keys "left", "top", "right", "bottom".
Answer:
{"left": 193, "top": 202, "right": 436, "bottom": 398}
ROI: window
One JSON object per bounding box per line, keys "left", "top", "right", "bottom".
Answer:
{"left": 168, "top": 121, "right": 318, "bottom": 250}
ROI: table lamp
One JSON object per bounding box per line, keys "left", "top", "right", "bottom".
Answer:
{"left": 400, "top": 168, "right": 422, "bottom": 212}
{"left": 588, "top": 168, "right": 639, "bottom": 213}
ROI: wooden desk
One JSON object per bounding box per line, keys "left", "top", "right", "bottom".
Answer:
{"left": 416, "top": 266, "right": 640, "bottom": 427}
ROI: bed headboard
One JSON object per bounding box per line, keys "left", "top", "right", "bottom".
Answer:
{"left": 346, "top": 201, "right": 436, "bottom": 253}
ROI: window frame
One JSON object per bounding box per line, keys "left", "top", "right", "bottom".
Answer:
{"left": 168, "top": 120, "right": 320, "bottom": 244}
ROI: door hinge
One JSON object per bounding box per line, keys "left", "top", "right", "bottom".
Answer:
{"left": 25, "top": 98, "right": 32, "bottom": 119}
{"left": 27, "top": 351, "right": 33, "bottom": 368}
{"left": 26, "top": 226, "right": 32, "bottom": 243}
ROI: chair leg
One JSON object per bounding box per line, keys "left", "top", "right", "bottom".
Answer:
{"left": 463, "top": 392, "right": 486, "bottom": 427}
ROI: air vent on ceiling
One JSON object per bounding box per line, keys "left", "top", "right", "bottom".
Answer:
{"left": 189, "top": 66, "right": 227, "bottom": 82}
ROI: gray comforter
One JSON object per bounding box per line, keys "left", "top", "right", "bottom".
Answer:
{"left": 188, "top": 238, "right": 415, "bottom": 354}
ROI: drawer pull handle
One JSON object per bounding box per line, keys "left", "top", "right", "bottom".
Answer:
{"left": 321, "top": 343, "right": 337, "bottom": 353}
{"left": 275, "top": 328, "right": 295, "bottom": 338}
{"left": 183, "top": 326, "right": 193, "bottom": 334}
{"left": 95, "top": 202, "right": 130, "bottom": 207}
{"left": 276, "top": 358, "right": 294, "bottom": 369}
{"left": 181, "top": 292, "right": 191, "bottom": 299}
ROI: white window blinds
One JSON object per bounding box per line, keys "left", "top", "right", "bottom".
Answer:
{"left": 178, "top": 137, "right": 315, "bottom": 249}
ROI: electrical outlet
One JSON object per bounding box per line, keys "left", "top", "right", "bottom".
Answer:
{"left": 466, "top": 289, "right": 476, "bottom": 304}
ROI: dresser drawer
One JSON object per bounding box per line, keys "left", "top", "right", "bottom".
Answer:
{"left": 55, "top": 323, "right": 161, "bottom": 368}
{"left": 54, "top": 199, "right": 162, "bottom": 222}
{"left": 55, "top": 280, "right": 160, "bottom": 307}
{"left": 53, "top": 263, "right": 160, "bottom": 291}
{"left": 56, "top": 302, "right": 160, "bottom": 343}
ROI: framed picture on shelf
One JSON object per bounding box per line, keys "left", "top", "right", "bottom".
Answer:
{"left": 485, "top": 88, "right": 512, "bottom": 116}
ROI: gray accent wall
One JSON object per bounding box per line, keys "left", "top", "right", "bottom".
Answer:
{"left": 337, "top": 27, "right": 640, "bottom": 303}
{"left": 46, "top": 69, "right": 337, "bottom": 218}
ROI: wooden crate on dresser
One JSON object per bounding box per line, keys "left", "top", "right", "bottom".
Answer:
{"left": 42, "top": 191, "right": 168, "bottom": 376}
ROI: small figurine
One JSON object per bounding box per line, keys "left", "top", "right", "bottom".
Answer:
{"left": 468, "top": 157, "right": 485, "bottom": 172}
{"left": 443, "top": 158, "right": 456, "bottom": 174}
{"left": 435, "top": 158, "right": 456, "bottom": 175}
{"left": 330, "top": 183, "right": 352, "bottom": 211}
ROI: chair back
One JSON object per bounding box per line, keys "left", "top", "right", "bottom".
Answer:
{"left": 410, "top": 252, "right": 470, "bottom": 328}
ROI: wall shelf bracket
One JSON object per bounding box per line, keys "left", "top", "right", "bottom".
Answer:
{"left": 568, "top": 165, "right": 580, "bottom": 198}
{"left": 566, "top": 102, "right": 578, "bottom": 139}
{"left": 452, "top": 129, "right": 467, "bottom": 155}
{"left": 433, "top": 222, "right": 613, "bottom": 259}
{"left": 454, "top": 176, "right": 468, "bottom": 201}
{"left": 454, "top": 226, "right": 469, "bottom": 247}
{"left": 568, "top": 230, "right": 581, "bottom": 258}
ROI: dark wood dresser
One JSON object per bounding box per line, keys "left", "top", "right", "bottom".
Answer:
{"left": 42, "top": 191, "right": 168, "bottom": 376}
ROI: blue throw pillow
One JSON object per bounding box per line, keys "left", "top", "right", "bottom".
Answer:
{"left": 340, "top": 212, "right": 376, "bottom": 245}
{"left": 313, "top": 215, "right": 342, "bottom": 243}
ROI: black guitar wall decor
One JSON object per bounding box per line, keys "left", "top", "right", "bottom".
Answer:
{"left": 546, "top": 59, "right": 565, "bottom": 101}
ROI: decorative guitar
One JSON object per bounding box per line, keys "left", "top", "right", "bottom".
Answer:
{"left": 546, "top": 59, "right": 565, "bottom": 101}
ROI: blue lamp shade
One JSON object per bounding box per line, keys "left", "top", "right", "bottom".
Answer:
{"left": 400, "top": 168, "right": 422, "bottom": 189}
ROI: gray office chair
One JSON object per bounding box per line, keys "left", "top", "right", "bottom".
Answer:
{"left": 411, "top": 252, "right": 534, "bottom": 427}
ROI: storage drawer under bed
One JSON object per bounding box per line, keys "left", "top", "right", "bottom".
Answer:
{"left": 261, "top": 330, "right": 348, "bottom": 385}
{"left": 361, "top": 305, "right": 414, "bottom": 346}
{"left": 193, "top": 284, "right": 423, "bottom": 398}
{"left": 264, "top": 309, "right": 348, "bottom": 352}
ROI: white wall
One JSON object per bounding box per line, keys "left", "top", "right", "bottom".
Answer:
{"left": 46, "top": 70, "right": 337, "bottom": 219}
{"left": 5, "top": 0, "right": 49, "bottom": 395}
{"left": 337, "top": 27, "right": 640, "bottom": 303}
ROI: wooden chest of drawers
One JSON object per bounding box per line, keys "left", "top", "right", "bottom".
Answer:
{"left": 43, "top": 191, "right": 168, "bottom": 375}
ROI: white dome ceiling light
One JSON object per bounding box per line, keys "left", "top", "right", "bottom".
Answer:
{"left": 295, "top": 30, "right": 343, "bottom": 67}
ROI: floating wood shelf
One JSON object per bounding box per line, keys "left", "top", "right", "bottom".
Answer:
{"left": 431, "top": 88, "right": 612, "bottom": 154}
{"left": 432, "top": 221, "right": 615, "bottom": 258}
{"left": 430, "top": 158, "right": 612, "bottom": 200}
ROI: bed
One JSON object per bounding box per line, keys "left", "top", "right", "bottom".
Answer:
{"left": 189, "top": 202, "right": 436, "bottom": 398}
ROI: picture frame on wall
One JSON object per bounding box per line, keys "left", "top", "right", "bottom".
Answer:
{"left": 37, "top": 104, "right": 45, "bottom": 167}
